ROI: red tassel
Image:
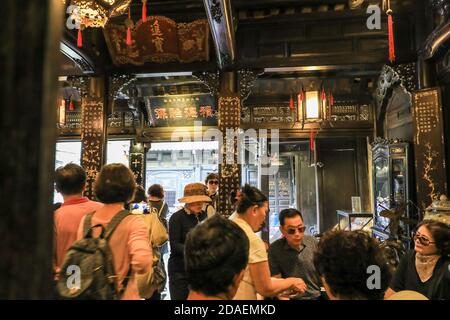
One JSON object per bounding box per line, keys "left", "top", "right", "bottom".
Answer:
{"left": 126, "top": 8, "right": 132, "bottom": 45}
{"left": 388, "top": 14, "right": 395, "bottom": 63}
{"left": 142, "top": 0, "right": 147, "bottom": 22}
{"left": 69, "top": 99, "right": 73, "bottom": 111}
{"left": 126, "top": 28, "right": 132, "bottom": 45}
{"left": 310, "top": 129, "right": 315, "bottom": 151}
{"left": 289, "top": 94, "right": 294, "bottom": 109}
{"left": 329, "top": 92, "right": 334, "bottom": 107}
{"left": 77, "top": 28, "right": 82, "bottom": 48}
{"left": 321, "top": 88, "right": 327, "bottom": 105}
{"left": 297, "top": 92, "right": 303, "bottom": 106}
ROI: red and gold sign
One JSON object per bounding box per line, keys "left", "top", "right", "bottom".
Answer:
{"left": 103, "top": 17, "right": 209, "bottom": 65}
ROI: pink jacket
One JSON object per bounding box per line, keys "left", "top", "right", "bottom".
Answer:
{"left": 77, "top": 209, "right": 152, "bottom": 300}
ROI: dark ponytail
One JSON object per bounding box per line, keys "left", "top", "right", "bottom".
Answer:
{"left": 236, "top": 184, "right": 268, "bottom": 214}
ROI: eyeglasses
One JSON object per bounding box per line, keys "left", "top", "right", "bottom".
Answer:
{"left": 286, "top": 226, "right": 306, "bottom": 235}
{"left": 413, "top": 234, "right": 435, "bottom": 246}
{"left": 208, "top": 180, "right": 219, "bottom": 185}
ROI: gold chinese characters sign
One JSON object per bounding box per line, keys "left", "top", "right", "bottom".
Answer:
{"left": 218, "top": 96, "right": 241, "bottom": 217}
{"left": 81, "top": 98, "right": 105, "bottom": 200}
{"left": 103, "top": 17, "right": 209, "bottom": 65}
{"left": 412, "top": 88, "right": 448, "bottom": 212}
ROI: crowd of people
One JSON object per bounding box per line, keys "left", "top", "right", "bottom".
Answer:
{"left": 53, "top": 163, "right": 450, "bottom": 300}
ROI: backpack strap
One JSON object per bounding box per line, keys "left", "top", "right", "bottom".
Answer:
{"left": 104, "top": 209, "right": 130, "bottom": 240}
{"left": 157, "top": 201, "right": 165, "bottom": 218}
{"left": 83, "top": 212, "right": 95, "bottom": 236}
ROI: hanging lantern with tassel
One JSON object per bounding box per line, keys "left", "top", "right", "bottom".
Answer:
{"left": 297, "top": 88, "right": 304, "bottom": 122}
{"left": 142, "top": 0, "right": 147, "bottom": 22}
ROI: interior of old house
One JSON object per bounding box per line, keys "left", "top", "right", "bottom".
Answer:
{"left": 1, "top": 0, "right": 449, "bottom": 301}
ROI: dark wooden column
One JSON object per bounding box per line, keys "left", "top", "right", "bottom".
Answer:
{"left": 0, "top": 1, "right": 63, "bottom": 298}
{"left": 129, "top": 141, "right": 147, "bottom": 187}
{"left": 81, "top": 78, "right": 107, "bottom": 199}
{"left": 218, "top": 72, "right": 241, "bottom": 217}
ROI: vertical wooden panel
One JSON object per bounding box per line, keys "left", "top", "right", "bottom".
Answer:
{"left": 129, "top": 142, "right": 146, "bottom": 187}
{"left": 81, "top": 98, "right": 105, "bottom": 199}
{"left": 218, "top": 96, "right": 241, "bottom": 217}
{"left": 412, "top": 88, "right": 448, "bottom": 211}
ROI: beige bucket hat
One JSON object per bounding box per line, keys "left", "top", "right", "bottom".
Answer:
{"left": 178, "top": 183, "right": 212, "bottom": 204}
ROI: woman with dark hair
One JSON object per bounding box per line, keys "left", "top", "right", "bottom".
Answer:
{"left": 314, "top": 230, "right": 391, "bottom": 300}
{"left": 77, "top": 163, "right": 152, "bottom": 300}
{"left": 232, "top": 184, "right": 307, "bottom": 300}
{"left": 385, "top": 220, "right": 450, "bottom": 300}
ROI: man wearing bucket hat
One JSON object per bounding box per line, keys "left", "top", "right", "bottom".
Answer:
{"left": 168, "top": 183, "right": 211, "bottom": 300}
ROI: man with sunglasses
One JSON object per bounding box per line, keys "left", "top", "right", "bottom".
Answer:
{"left": 268, "top": 208, "right": 322, "bottom": 300}
{"left": 204, "top": 172, "right": 220, "bottom": 217}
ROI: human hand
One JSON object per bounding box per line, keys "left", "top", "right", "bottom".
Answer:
{"left": 289, "top": 277, "right": 307, "bottom": 294}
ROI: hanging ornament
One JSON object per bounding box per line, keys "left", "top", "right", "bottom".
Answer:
{"left": 310, "top": 128, "right": 315, "bottom": 151}
{"left": 384, "top": 0, "right": 395, "bottom": 63}
{"left": 387, "top": 10, "right": 395, "bottom": 63}
{"left": 69, "top": 98, "right": 74, "bottom": 111}
{"left": 125, "top": 8, "right": 133, "bottom": 46}
{"left": 142, "top": 0, "right": 147, "bottom": 22}
{"left": 289, "top": 93, "right": 294, "bottom": 109}
{"left": 297, "top": 91, "right": 304, "bottom": 107}
{"left": 77, "top": 27, "right": 83, "bottom": 48}
{"left": 329, "top": 91, "right": 334, "bottom": 107}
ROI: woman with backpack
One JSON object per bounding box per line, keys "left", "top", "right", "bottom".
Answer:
{"left": 76, "top": 163, "right": 152, "bottom": 300}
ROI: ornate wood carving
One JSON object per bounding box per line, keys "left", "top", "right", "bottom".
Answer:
{"left": 430, "top": 0, "right": 450, "bottom": 19}
{"left": 110, "top": 74, "right": 137, "bottom": 100}
{"left": 203, "top": 0, "right": 235, "bottom": 69}
{"left": 192, "top": 71, "right": 220, "bottom": 97}
{"left": 129, "top": 143, "right": 146, "bottom": 187}
{"left": 412, "top": 88, "right": 448, "bottom": 211}
{"left": 376, "top": 64, "right": 416, "bottom": 124}
{"left": 218, "top": 96, "right": 241, "bottom": 217}
{"left": 209, "top": 0, "right": 223, "bottom": 23}
{"left": 237, "top": 69, "right": 262, "bottom": 104}
{"left": 81, "top": 98, "right": 105, "bottom": 200}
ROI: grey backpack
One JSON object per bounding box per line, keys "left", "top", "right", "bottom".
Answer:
{"left": 57, "top": 210, "right": 131, "bottom": 300}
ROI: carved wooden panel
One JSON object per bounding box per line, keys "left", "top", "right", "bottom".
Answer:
{"left": 129, "top": 152, "right": 145, "bottom": 187}
{"left": 218, "top": 96, "right": 241, "bottom": 217}
{"left": 81, "top": 99, "right": 105, "bottom": 200}
{"left": 412, "top": 88, "right": 448, "bottom": 211}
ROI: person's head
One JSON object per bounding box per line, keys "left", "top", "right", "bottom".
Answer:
{"left": 179, "top": 183, "right": 211, "bottom": 214}
{"left": 131, "top": 185, "right": 147, "bottom": 203}
{"left": 314, "top": 230, "right": 391, "bottom": 300}
{"left": 55, "top": 163, "right": 86, "bottom": 196}
{"left": 147, "top": 184, "right": 164, "bottom": 200}
{"left": 414, "top": 220, "right": 450, "bottom": 256}
{"left": 279, "top": 208, "right": 305, "bottom": 248}
{"left": 236, "top": 184, "right": 268, "bottom": 232}
{"left": 185, "top": 215, "right": 249, "bottom": 299}
{"left": 230, "top": 189, "right": 243, "bottom": 206}
{"left": 205, "top": 172, "right": 219, "bottom": 194}
{"left": 94, "top": 163, "right": 136, "bottom": 204}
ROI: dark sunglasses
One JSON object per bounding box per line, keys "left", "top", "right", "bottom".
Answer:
{"left": 413, "top": 234, "right": 435, "bottom": 246}
{"left": 286, "top": 226, "right": 306, "bottom": 235}
{"left": 208, "top": 180, "right": 219, "bottom": 185}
